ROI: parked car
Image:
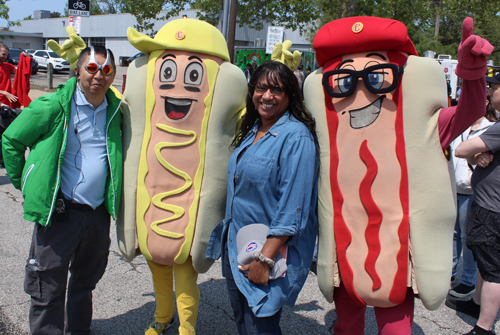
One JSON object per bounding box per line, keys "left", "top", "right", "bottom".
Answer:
{"left": 25, "top": 49, "right": 36, "bottom": 55}
{"left": 7, "top": 48, "right": 38, "bottom": 75}
{"left": 32, "top": 50, "right": 70, "bottom": 73}
{"left": 125, "top": 52, "right": 145, "bottom": 66}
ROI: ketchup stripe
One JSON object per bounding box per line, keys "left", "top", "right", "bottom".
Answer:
{"left": 387, "top": 51, "right": 410, "bottom": 305}
{"left": 359, "top": 140, "right": 383, "bottom": 291}
{"left": 323, "top": 57, "right": 364, "bottom": 305}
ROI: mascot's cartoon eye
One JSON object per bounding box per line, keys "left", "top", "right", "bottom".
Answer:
{"left": 159, "top": 59, "right": 177, "bottom": 82}
{"left": 184, "top": 62, "right": 203, "bottom": 86}
{"left": 337, "top": 76, "right": 352, "bottom": 93}
{"left": 367, "top": 72, "right": 384, "bottom": 90}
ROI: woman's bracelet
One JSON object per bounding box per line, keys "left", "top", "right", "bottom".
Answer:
{"left": 253, "top": 251, "right": 275, "bottom": 268}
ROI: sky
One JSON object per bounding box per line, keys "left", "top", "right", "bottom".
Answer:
{"left": 0, "top": 0, "right": 68, "bottom": 27}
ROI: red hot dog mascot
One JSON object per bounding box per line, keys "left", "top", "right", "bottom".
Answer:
{"left": 303, "top": 16, "right": 492, "bottom": 334}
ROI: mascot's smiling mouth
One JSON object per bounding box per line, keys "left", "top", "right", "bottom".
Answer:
{"left": 163, "top": 96, "right": 196, "bottom": 120}
{"left": 349, "top": 96, "right": 385, "bottom": 129}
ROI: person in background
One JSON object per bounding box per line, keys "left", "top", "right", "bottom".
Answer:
{"left": 0, "top": 43, "right": 19, "bottom": 107}
{"left": 449, "top": 94, "right": 498, "bottom": 299}
{"left": 207, "top": 61, "right": 319, "bottom": 334}
{"left": 487, "top": 73, "right": 500, "bottom": 115}
{"left": 244, "top": 63, "right": 253, "bottom": 83}
{"left": 450, "top": 72, "right": 500, "bottom": 335}
{"left": 305, "top": 65, "right": 312, "bottom": 78}
{"left": 293, "top": 63, "right": 305, "bottom": 90}
{"left": 2, "top": 45, "right": 122, "bottom": 335}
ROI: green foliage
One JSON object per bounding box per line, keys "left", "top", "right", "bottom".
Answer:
{"left": 124, "top": 0, "right": 319, "bottom": 36}
{"left": 23, "top": 15, "right": 33, "bottom": 21}
{"left": 125, "top": 0, "right": 190, "bottom": 36}
{"left": 195, "top": 0, "right": 319, "bottom": 34}
{"left": 50, "top": 12, "right": 62, "bottom": 18}
{"left": 122, "top": 0, "right": 500, "bottom": 65}
{"left": 313, "top": 0, "right": 500, "bottom": 64}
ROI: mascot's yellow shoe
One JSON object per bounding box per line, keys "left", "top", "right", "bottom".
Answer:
{"left": 144, "top": 319, "right": 174, "bottom": 335}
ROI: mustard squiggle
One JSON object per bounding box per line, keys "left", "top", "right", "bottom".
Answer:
{"left": 149, "top": 123, "right": 197, "bottom": 238}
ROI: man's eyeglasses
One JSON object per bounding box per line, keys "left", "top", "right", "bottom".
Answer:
{"left": 254, "top": 83, "right": 285, "bottom": 96}
{"left": 322, "top": 63, "right": 404, "bottom": 98}
{"left": 85, "top": 46, "right": 114, "bottom": 76}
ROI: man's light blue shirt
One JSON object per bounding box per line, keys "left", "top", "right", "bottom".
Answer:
{"left": 60, "top": 83, "right": 109, "bottom": 208}
{"left": 207, "top": 111, "right": 319, "bottom": 317}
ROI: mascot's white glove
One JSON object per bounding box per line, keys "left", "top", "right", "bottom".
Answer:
{"left": 272, "top": 40, "right": 301, "bottom": 71}
{"left": 47, "top": 26, "right": 86, "bottom": 70}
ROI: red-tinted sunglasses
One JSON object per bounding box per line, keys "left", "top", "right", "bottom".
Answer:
{"left": 85, "top": 46, "right": 114, "bottom": 76}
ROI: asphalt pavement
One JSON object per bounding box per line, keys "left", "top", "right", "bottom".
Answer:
{"left": 0, "top": 74, "right": 499, "bottom": 334}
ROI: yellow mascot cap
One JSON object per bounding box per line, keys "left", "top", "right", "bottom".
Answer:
{"left": 128, "top": 18, "right": 230, "bottom": 62}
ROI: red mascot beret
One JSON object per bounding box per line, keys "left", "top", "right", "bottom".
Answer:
{"left": 313, "top": 16, "right": 418, "bottom": 67}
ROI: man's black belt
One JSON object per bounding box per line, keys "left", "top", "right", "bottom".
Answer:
{"left": 64, "top": 201, "right": 94, "bottom": 211}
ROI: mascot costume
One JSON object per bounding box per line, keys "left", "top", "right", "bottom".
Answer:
{"left": 49, "top": 19, "right": 247, "bottom": 335}
{"left": 303, "top": 16, "right": 493, "bottom": 334}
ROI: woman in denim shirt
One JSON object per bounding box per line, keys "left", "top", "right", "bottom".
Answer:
{"left": 206, "top": 61, "right": 319, "bottom": 334}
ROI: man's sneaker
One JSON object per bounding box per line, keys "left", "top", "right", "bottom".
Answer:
{"left": 145, "top": 318, "right": 175, "bottom": 335}
{"left": 450, "top": 284, "right": 476, "bottom": 298}
{"left": 445, "top": 297, "right": 480, "bottom": 319}
{"left": 464, "top": 324, "right": 495, "bottom": 335}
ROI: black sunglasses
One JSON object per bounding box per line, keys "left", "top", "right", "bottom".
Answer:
{"left": 254, "top": 83, "right": 285, "bottom": 96}
{"left": 322, "top": 63, "right": 404, "bottom": 98}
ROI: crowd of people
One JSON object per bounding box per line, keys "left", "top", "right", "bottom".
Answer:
{"left": 0, "top": 15, "right": 499, "bottom": 335}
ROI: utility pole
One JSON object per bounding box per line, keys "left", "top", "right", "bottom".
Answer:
{"left": 227, "top": 0, "right": 238, "bottom": 63}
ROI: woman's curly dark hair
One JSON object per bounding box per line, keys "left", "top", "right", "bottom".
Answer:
{"left": 233, "top": 61, "right": 318, "bottom": 151}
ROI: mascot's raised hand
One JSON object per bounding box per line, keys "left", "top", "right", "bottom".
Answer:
{"left": 47, "top": 26, "right": 86, "bottom": 70}
{"left": 271, "top": 40, "right": 301, "bottom": 70}
{"left": 455, "top": 17, "right": 494, "bottom": 80}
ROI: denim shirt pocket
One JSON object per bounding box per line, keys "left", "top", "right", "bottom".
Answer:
{"left": 206, "top": 218, "right": 231, "bottom": 260}
{"left": 242, "top": 155, "right": 275, "bottom": 186}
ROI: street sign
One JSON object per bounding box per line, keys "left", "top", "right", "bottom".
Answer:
{"left": 68, "top": 0, "right": 90, "bottom": 17}
{"left": 69, "top": 16, "right": 81, "bottom": 35}
{"left": 266, "top": 26, "right": 284, "bottom": 54}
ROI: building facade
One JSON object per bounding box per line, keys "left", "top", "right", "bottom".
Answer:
{"left": 1, "top": 9, "right": 313, "bottom": 64}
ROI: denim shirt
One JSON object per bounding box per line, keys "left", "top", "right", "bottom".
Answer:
{"left": 206, "top": 111, "right": 319, "bottom": 317}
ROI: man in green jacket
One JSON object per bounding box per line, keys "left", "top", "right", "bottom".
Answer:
{"left": 2, "top": 45, "right": 122, "bottom": 335}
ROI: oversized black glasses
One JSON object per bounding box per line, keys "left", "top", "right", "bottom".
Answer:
{"left": 254, "top": 83, "right": 285, "bottom": 96}
{"left": 322, "top": 63, "right": 404, "bottom": 98}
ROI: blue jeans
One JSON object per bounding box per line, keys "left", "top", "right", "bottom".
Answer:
{"left": 452, "top": 194, "right": 478, "bottom": 286}
{"left": 223, "top": 243, "right": 282, "bottom": 335}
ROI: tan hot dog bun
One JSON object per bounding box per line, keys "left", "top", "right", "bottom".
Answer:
{"left": 400, "top": 56, "right": 455, "bottom": 310}
{"left": 118, "top": 54, "right": 148, "bottom": 262}
{"left": 117, "top": 19, "right": 247, "bottom": 271}
{"left": 304, "top": 56, "right": 455, "bottom": 310}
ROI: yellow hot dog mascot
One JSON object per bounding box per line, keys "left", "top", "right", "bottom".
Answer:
{"left": 303, "top": 16, "right": 492, "bottom": 334}
{"left": 50, "top": 19, "right": 247, "bottom": 335}
{"left": 122, "top": 19, "right": 247, "bottom": 334}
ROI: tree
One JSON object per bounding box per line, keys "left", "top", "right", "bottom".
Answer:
{"left": 124, "top": 0, "right": 319, "bottom": 36}
{"left": 51, "top": 12, "right": 62, "bottom": 18}
{"left": 313, "top": 0, "right": 500, "bottom": 64}
{"left": 0, "top": 0, "right": 21, "bottom": 27}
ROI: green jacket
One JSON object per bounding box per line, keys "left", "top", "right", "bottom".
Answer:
{"left": 2, "top": 77, "right": 123, "bottom": 226}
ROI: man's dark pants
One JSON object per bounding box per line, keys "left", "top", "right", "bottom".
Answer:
{"left": 24, "top": 204, "right": 110, "bottom": 335}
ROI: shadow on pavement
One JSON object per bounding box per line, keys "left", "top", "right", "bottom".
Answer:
{"left": 0, "top": 173, "right": 11, "bottom": 186}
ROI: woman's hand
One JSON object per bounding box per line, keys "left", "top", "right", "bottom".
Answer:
{"left": 239, "top": 260, "right": 270, "bottom": 286}
{"left": 238, "top": 235, "right": 288, "bottom": 286}
{"left": 2, "top": 92, "right": 18, "bottom": 103}
{"left": 474, "top": 152, "right": 494, "bottom": 168}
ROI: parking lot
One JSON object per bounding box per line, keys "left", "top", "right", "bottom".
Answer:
{"left": 29, "top": 65, "right": 129, "bottom": 93}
